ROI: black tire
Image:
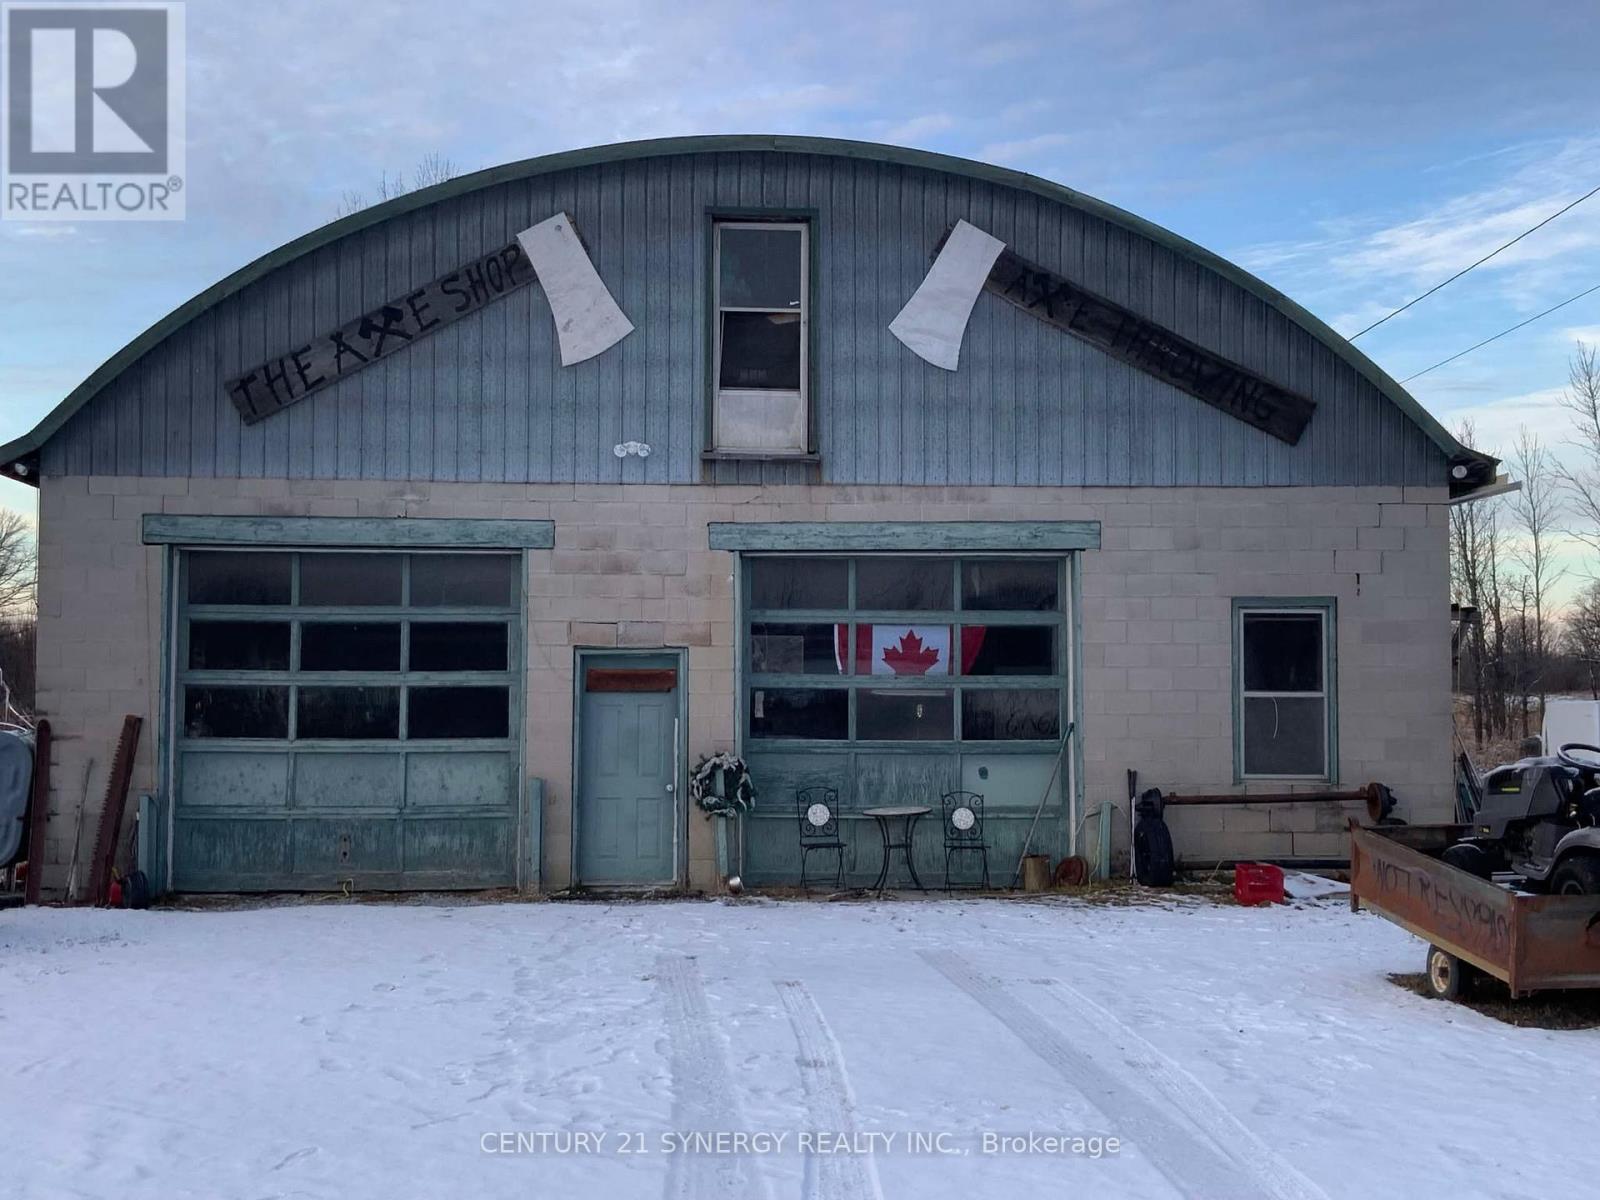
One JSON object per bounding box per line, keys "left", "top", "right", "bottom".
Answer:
{"left": 1442, "top": 842, "right": 1493, "bottom": 880}
{"left": 122, "top": 869, "right": 151, "bottom": 910}
{"left": 1134, "top": 815, "right": 1175, "bottom": 887}
{"left": 1424, "top": 944, "right": 1469, "bottom": 1001}
{"left": 1550, "top": 854, "right": 1600, "bottom": 896}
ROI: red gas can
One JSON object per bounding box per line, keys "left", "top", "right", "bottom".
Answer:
{"left": 1233, "top": 862, "right": 1285, "bottom": 905}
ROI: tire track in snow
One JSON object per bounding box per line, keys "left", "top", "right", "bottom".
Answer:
{"left": 775, "top": 980, "right": 884, "bottom": 1200}
{"left": 1037, "top": 979, "right": 1328, "bottom": 1200}
{"left": 920, "top": 950, "right": 1274, "bottom": 1200}
{"left": 656, "top": 956, "right": 772, "bottom": 1200}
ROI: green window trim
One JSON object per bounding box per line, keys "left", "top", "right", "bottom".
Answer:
{"left": 1231, "top": 596, "right": 1339, "bottom": 784}
{"left": 710, "top": 521, "right": 1101, "bottom": 553}
{"left": 143, "top": 514, "right": 554, "bottom": 549}
{"left": 738, "top": 554, "right": 1075, "bottom": 751}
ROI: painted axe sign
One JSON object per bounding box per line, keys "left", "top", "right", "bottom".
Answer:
{"left": 984, "top": 246, "right": 1315, "bottom": 445}
{"left": 891, "top": 220, "right": 1315, "bottom": 445}
{"left": 227, "top": 212, "right": 632, "bottom": 424}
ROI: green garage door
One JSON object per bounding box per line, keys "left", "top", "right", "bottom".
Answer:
{"left": 171, "top": 548, "right": 523, "bottom": 891}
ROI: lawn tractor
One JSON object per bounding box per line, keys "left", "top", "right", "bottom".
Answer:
{"left": 1443, "top": 742, "right": 1600, "bottom": 895}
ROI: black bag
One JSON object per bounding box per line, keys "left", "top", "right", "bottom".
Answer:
{"left": 1133, "top": 788, "right": 1175, "bottom": 887}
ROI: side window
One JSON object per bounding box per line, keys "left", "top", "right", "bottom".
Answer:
{"left": 1235, "top": 602, "right": 1335, "bottom": 780}
{"left": 712, "top": 220, "right": 808, "bottom": 454}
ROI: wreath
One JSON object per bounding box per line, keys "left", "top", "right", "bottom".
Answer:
{"left": 690, "top": 752, "right": 756, "bottom": 817}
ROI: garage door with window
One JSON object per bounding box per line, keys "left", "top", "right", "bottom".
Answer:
{"left": 172, "top": 548, "right": 523, "bottom": 890}
{"left": 736, "top": 553, "right": 1076, "bottom": 886}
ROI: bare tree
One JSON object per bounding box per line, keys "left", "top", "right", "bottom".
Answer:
{"left": 336, "top": 155, "right": 460, "bottom": 218}
{"left": 0, "top": 616, "right": 33, "bottom": 713}
{"left": 1509, "top": 427, "right": 1566, "bottom": 722}
{"left": 1506, "top": 571, "right": 1535, "bottom": 738}
{"left": 411, "top": 153, "right": 456, "bottom": 190}
{"left": 335, "top": 188, "right": 366, "bottom": 219}
{"left": 0, "top": 509, "right": 37, "bottom": 715}
{"left": 0, "top": 509, "right": 35, "bottom": 615}
{"left": 1567, "top": 580, "right": 1600, "bottom": 699}
{"left": 1558, "top": 342, "right": 1600, "bottom": 559}
{"left": 1451, "top": 419, "right": 1503, "bottom": 745}
{"left": 1484, "top": 513, "right": 1512, "bottom": 738}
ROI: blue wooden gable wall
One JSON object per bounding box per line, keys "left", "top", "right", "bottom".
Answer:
{"left": 41, "top": 148, "right": 1449, "bottom": 488}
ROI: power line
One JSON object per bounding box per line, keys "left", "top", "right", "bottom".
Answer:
{"left": 1351, "top": 185, "right": 1600, "bottom": 339}
{"left": 1400, "top": 281, "right": 1600, "bottom": 383}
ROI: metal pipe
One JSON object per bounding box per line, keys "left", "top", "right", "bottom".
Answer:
{"left": 1192, "top": 858, "right": 1351, "bottom": 871}
{"left": 1096, "top": 798, "right": 1112, "bottom": 880}
{"left": 1161, "top": 783, "right": 1381, "bottom": 808}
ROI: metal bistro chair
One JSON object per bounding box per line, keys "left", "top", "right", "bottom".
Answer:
{"left": 942, "top": 790, "right": 990, "bottom": 890}
{"left": 797, "top": 786, "right": 845, "bottom": 892}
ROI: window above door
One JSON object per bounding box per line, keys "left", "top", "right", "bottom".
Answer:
{"left": 710, "top": 217, "right": 812, "bottom": 457}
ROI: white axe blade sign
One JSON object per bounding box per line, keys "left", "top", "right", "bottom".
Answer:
{"left": 517, "top": 213, "right": 635, "bottom": 365}
{"left": 889, "top": 219, "right": 1006, "bottom": 371}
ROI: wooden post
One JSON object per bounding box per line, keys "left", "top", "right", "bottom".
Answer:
{"left": 85, "top": 716, "right": 142, "bottom": 908}
{"left": 1021, "top": 855, "right": 1052, "bottom": 893}
{"left": 22, "top": 719, "right": 49, "bottom": 905}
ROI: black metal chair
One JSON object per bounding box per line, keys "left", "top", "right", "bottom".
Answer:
{"left": 797, "top": 786, "right": 845, "bottom": 892}
{"left": 942, "top": 790, "right": 990, "bottom": 890}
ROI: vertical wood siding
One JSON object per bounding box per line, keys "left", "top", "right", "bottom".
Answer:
{"left": 43, "top": 152, "right": 1447, "bottom": 487}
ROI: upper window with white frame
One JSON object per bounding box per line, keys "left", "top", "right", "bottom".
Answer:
{"left": 712, "top": 220, "right": 809, "bottom": 454}
{"left": 1234, "top": 601, "right": 1335, "bottom": 781}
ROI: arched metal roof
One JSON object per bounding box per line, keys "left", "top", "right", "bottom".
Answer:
{"left": 0, "top": 134, "right": 1491, "bottom": 481}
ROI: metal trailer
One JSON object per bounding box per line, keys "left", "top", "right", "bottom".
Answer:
{"left": 1349, "top": 820, "right": 1600, "bottom": 999}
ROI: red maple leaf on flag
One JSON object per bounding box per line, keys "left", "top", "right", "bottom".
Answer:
{"left": 881, "top": 630, "right": 940, "bottom": 675}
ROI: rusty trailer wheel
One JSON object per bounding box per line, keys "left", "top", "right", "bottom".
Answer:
{"left": 1424, "top": 945, "right": 1466, "bottom": 1001}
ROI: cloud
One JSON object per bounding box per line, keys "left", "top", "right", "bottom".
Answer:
{"left": 973, "top": 38, "right": 1034, "bottom": 67}
{"left": 1436, "top": 385, "right": 1570, "bottom": 459}
{"left": 1559, "top": 325, "right": 1600, "bottom": 349}
{"left": 0, "top": 481, "right": 37, "bottom": 522}
{"left": 998, "top": 98, "right": 1052, "bottom": 124}
{"left": 1331, "top": 188, "right": 1600, "bottom": 308}
{"left": 977, "top": 132, "right": 1074, "bottom": 165}
{"left": 740, "top": 82, "right": 861, "bottom": 114}
{"left": 883, "top": 114, "right": 955, "bottom": 144}
{"left": 1327, "top": 300, "right": 1401, "bottom": 339}
{"left": 1240, "top": 137, "right": 1600, "bottom": 322}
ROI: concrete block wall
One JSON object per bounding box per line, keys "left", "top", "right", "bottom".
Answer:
{"left": 1077, "top": 485, "right": 1452, "bottom": 868}
{"left": 30, "top": 476, "right": 1452, "bottom": 896}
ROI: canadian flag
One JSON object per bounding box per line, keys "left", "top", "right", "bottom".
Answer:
{"left": 834, "top": 625, "right": 984, "bottom": 675}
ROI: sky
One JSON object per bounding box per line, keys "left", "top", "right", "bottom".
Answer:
{"left": 2, "top": 0, "right": 1599, "bottom": 591}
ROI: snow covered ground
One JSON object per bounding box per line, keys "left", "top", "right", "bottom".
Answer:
{"left": 3, "top": 895, "right": 1596, "bottom": 1200}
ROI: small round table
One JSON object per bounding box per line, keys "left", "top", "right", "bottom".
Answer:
{"left": 862, "top": 805, "right": 932, "bottom": 895}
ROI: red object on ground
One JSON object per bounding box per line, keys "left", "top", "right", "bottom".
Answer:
{"left": 1234, "top": 862, "right": 1285, "bottom": 905}
{"left": 107, "top": 878, "right": 123, "bottom": 907}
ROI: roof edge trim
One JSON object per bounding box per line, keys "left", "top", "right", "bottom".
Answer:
{"left": 0, "top": 134, "right": 1490, "bottom": 473}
